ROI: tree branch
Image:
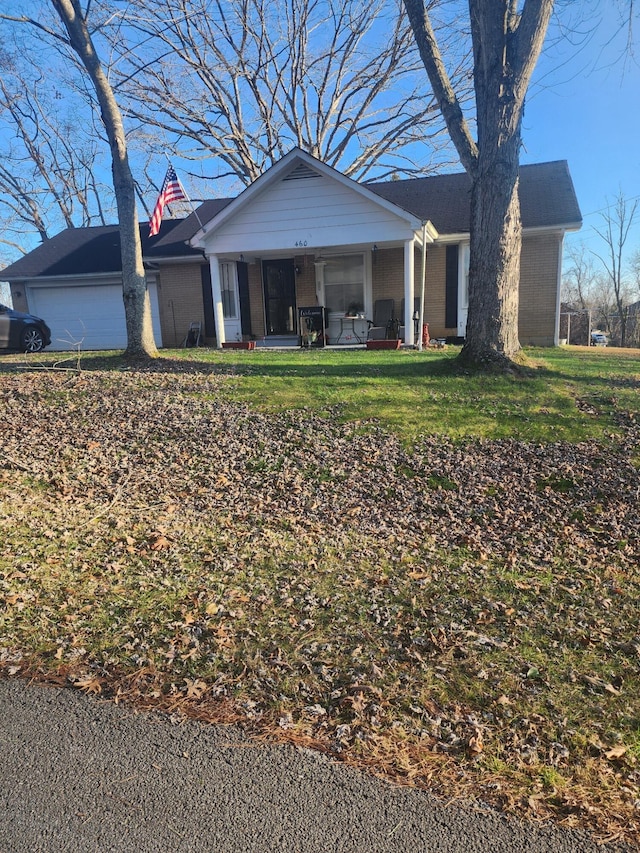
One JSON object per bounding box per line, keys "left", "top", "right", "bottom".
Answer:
{"left": 403, "top": 0, "right": 477, "bottom": 174}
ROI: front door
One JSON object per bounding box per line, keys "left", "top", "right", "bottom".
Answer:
{"left": 263, "top": 259, "right": 296, "bottom": 336}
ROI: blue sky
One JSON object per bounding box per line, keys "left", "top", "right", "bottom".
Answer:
{"left": 521, "top": 5, "right": 640, "bottom": 260}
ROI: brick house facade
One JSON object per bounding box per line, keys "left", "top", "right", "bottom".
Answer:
{"left": 2, "top": 149, "right": 581, "bottom": 351}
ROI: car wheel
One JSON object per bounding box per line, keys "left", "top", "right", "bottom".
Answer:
{"left": 21, "top": 326, "right": 46, "bottom": 353}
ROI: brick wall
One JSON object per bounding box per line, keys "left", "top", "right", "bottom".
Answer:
{"left": 372, "top": 247, "right": 403, "bottom": 312}
{"left": 421, "top": 236, "right": 561, "bottom": 345}
{"left": 158, "top": 235, "right": 561, "bottom": 348}
{"left": 371, "top": 246, "right": 428, "bottom": 322}
{"left": 424, "top": 246, "right": 452, "bottom": 339}
{"left": 370, "top": 245, "right": 453, "bottom": 338}
{"left": 294, "top": 254, "right": 317, "bottom": 310}
{"left": 519, "top": 234, "right": 560, "bottom": 346}
{"left": 158, "top": 262, "right": 209, "bottom": 347}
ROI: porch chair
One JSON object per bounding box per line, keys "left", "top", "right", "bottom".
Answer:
{"left": 366, "top": 299, "right": 397, "bottom": 341}
{"left": 183, "top": 321, "right": 202, "bottom": 348}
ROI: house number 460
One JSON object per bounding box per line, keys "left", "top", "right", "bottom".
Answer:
{"left": 295, "top": 239, "right": 308, "bottom": 247}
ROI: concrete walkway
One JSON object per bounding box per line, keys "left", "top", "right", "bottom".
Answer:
{"left": 0, "top": 678, "right": 630, "bottom": 853}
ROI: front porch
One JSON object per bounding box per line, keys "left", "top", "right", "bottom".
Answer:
{"left": 211, "top": 243, "right": 432, "bottom": 348}
{"left": 188, "top": 149, "right": 438, "bottom": 350}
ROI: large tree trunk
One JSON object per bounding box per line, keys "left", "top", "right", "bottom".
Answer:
{"left": 462, "top": 145, "right": 522, "bottom": 366}
{"left": 51, "top": 0, "right": 157, "bottom": 359}
{"left": 403, "top": 0, "right": 554, "bottom": 369}
{"left": 112, "top": 156, "right": 157, "bottom": 359}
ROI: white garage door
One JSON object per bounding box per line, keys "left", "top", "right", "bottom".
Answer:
{"left": 28, "top": 283, "right": 162, "bottom": 351}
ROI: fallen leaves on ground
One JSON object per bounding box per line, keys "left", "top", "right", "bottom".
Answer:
{"left": 0, "top": 366, "right": 639, "bottom": 848}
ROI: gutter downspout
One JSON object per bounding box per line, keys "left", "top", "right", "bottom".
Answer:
{"left": 554, "top": 232, "right": 565, "bottom": 346}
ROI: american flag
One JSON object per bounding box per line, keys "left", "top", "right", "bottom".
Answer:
{"left": 149, "top": 165, "right": 186, "bottom": 237}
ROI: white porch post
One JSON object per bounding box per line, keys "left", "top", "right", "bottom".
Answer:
{"left": 404, "top": 238, "right": 415, "bottom": 346}
{"left": 314, "top": 259, "right": 326, "bottom": 305}
{"left": 418, "top": 223, "right": 427, "bottom": 351}
{"left": 209, "top": 254, "right": 226, "bottom": 348}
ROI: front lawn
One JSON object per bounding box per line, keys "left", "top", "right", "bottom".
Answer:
{"left": 1, "top": 346, "right": 639, "bottom": 845}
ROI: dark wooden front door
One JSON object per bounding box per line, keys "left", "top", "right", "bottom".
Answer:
{"left": 263, "top": 259, "right": 296, "bottom": 335}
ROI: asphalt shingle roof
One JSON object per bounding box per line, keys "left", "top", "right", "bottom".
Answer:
{"left": 2, "top": 162, "right": 580, "bottom": 281}
{"left": 149, "top": 199, "right": 232, "bottom": 251}
{"left": 0, "top": 219, "right": 190, "bottom": 279}
{"left": 366, "top": 161, "right": 582, "bottom": 233}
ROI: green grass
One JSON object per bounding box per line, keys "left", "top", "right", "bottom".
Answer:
{"left": 195, "top": 345, "right": 638, "bottom": 443}
{"left": 1, "top": 344, "right": 639, "bottom": 843}
{"left": 5, "top": 343, "right": 638, "bottom": 443}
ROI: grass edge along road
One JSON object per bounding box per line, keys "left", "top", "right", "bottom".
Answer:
{"left": 1, "top": 345, "right": 639, "bottom": 846}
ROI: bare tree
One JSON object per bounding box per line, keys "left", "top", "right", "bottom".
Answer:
{"left": 628, "top": 249, "right": 640, "bottom": 347}
{"left": 1, "top": 1, "right": 158, "bottom": 359}
{"left": 560, "top": 242, "right": 600, "bottom": 344}
{"left": 593, "top": 192, "right": 638, "bottom": 347}
{"left": 562, "top": 243, "right": 599, "bottom": 309}
{"left": 403, "top": 0, "right": 554, "bottom": 368}
{"left": 0, "top": 51, "right": 113, "bottom": 255}
{"left": 105, "top": 0, "right": 466, "bottom": 188}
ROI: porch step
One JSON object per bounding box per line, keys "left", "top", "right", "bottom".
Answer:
{"left": 255, "top": 335, "right": 300, "bottom": 348}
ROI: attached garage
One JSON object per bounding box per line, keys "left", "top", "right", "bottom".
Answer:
{"left": 2, "top": 224, "right": 171, "bottom": 353}
{"left": 26, "top": 279, "right": 162, "bottom": 351}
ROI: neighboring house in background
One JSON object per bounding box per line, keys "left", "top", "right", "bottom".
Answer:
{"left": 559, "top": 302, "right": 592, "bottom": 346}
{"left": 627, "top": 301, "right": 640, "bottom": 348}
{"left": 1, "top": 149, "right": 581, "bottom": 351}
{"left": 605, "top": 300, "right": 640, "bottom": 348}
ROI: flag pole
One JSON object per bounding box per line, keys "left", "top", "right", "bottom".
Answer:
{"left": 163, "top": 156, "right": 203, "bottom": 230}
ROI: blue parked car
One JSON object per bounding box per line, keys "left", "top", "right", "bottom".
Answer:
{"left": 0, "top": 303, "right": 51, "bottom": 353}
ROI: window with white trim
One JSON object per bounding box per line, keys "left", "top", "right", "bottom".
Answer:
{"left": 219, "top": 262, "right": 238, "bottom": 319}
{"left": 323, "top": 254, "right": 364, "bottom": 315}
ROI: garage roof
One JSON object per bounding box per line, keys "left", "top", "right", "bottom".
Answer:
{"left": 0, "top": 218, "right": 201, "bottom": 280}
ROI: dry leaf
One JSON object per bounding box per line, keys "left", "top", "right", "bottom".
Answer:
{"left": 468, "top": 731, "right": 484, "bottom": 755}
{"left": 605, "top": 745, "right": 628, "bottom": 760}
{"left": 184, "top": 679, "right": 207, "bottom": 699}
{"left": 75, "top": 675, "right": 103, "bottom": 695}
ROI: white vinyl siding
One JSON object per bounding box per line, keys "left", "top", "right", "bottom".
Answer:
{"left": 209, "top": 171, "right": 417, "bottom": 254}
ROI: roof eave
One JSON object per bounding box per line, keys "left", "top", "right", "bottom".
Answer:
{"left": 434, "top": 221, "right": 582, "bottom": 245}
{"left": 148, "top": 253, "right": 206, "bottom": 265}
{"left": 7, "top": 271, "right": 124, "bottom": 285}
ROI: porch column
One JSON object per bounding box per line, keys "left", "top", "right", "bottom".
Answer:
{"left": 209, "top": 254, "right": 226, "bottom": 348}
{"left": 404, "top": 238, "right": 415, "bottom": 346}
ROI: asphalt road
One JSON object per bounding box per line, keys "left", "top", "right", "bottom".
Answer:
{"left": 0, "top": 678, "right": 631, "bottom": 853}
